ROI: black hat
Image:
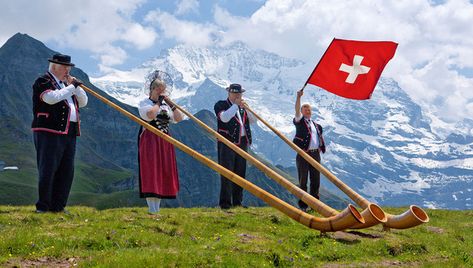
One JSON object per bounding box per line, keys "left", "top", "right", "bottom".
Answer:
{"left": 226, "top": 83, "right": 245, "bottom": 93}
{"left": 48, "top": 53, "right": 75, "bottom": 66}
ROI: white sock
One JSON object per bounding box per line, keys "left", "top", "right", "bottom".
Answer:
{"left": 154, "top": 198, "right": 161, "bottom": 213}
{"left": 146, "top": 197, "right": 161, "bottom": 213}
{"left": 146, "top": 197, "right": 156, "bottom": 213}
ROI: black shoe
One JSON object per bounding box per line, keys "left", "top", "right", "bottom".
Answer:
{"left": 299, "top": 207, "right": 309, "bottom": 212}
{"left": 51, "top": 209, "right": 70, "bottom": 215}
{"left": 298, "top": 200, "right": 308, "bottom": 210}
{"left": 35, "top": 209, "right": 47, "bottom": 214}
{"left": 220, "top": 205, "right": 231, "bottom": 210}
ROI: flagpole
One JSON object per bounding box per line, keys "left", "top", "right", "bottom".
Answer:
{"left": 301, "top": 38, "right": 336, "bottom": 91}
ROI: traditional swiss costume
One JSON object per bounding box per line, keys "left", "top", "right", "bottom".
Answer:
{"left": 137, "top": 97, "right": 179, "bottom": 204}
{"left": 31, "top": 54, "right": 88, "bottom": 212}
{"left": 214, "top": 84, "right": 255, "bottom": 209}
{"left": 293, "top": 114, "right": 326, "bottom": 210}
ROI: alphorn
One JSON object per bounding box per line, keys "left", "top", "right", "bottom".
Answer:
{"left": 167, "top": 99, "right": 384, "bottom": 229}
{"left": 244, "top": 105, "right": 429, "bottom": 230}
{"left": 79, "top": 84, "right": 365, "bottom": 232}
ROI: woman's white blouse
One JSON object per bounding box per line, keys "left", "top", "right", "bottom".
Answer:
{"left": 138, "top": 98, "right": 175, "bottom": 123}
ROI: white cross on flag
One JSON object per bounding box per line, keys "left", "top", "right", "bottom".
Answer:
{"left": 306, "top": 38, "right": 398, "bottom": 100}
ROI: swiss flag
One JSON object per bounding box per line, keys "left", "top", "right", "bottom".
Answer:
{"left": 306, "top": 38, "right": 398, "bottom": 100}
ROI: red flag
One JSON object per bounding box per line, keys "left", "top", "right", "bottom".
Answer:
{"left": 306, "top": 38, "right": 398, "bottom": 100}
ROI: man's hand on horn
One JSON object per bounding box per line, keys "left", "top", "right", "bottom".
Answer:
{"left": 239, "top": 99, "right": 249, "bottom": 109}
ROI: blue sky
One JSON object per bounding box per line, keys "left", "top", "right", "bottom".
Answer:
{"left": 0, "top": 0, "right": 472, "bottom": 124}
{"left": 25, "top": 1, "right": 266, "bottom": 75}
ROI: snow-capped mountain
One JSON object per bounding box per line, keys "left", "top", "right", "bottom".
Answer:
{"left": 92, "top": 42, "right": 473, "bottom": 209}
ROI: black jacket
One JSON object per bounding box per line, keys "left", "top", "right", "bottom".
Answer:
{"left": 31, "top": 72, "right": 80, "bottom": 135}
{"left": 214, "top": 99, "right": 252, "bottom": 145}
{"left": 293, "top": 117, "right": 325, "bottom": 153}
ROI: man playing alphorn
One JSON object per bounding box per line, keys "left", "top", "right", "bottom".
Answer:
{"left": 214, "top": 83, "right": 256, "bottom": 209}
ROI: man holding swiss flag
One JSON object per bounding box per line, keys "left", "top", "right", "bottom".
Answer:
{"left": 306, "top": 38, "right": 398, "bottom": 99}
{"left": 292, "top": 38, "right": 397, "bottom": 209}
{"left": 293, "top": 89, "right": 326, "bottom": 211}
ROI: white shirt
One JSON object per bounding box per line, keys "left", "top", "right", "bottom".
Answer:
{"left": 295, "top": 115, "right": 319, "bottom": 150}
{"left": 138, "top": 98, "right": 175, "bottom": 123}
{"left": 218, "top": 102, "right": 256, "bottom": 136}
{"left": 61, "top": 82, "right": 78, "bottom": 122}
{"left": 41, "top": 72, "right": 88, "bottom": 122}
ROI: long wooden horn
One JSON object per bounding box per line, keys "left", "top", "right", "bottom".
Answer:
{"left": 79, "top": 84, "right": 365, "bottom": 232}
{"left": 244, "top": 105, "right": 429, "bottom": 230}
{"left": 165, "top": 99, "right": 367, "bottom": 224}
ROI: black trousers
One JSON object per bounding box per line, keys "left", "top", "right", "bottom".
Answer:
{"left": 218, "top": 138, "right": 248, "bottom": 208}
{"left": 296, "top": 150, "right": 321, "bottom": 209}
{"left": 34, "top": 123, "right": 77, "bottom": 212}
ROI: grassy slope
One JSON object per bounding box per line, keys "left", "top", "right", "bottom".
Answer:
{"left": 0, "top": 166, "right": 132, "bottom": 207}
{"left": 0, "top": 131, "right": 134, "bottom": 208}
{"left": 0, "top": 206, "right": 471, "bottom": 267}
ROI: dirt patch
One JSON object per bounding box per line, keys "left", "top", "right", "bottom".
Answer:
{"left": 6, "top": 257, "right": 78, "bottom": 267}
{"left": 346, "top": 231, "right": 383, "bottom": 239}
{"left": 322, "top": 256, "right": 450, "bottom": 268}
{"left": 330, "top": 231, "right": 361, "bottom": 244}
{"left": 238, "top": 233, "right": 258, "bottom": 243}
{"left": 330, "top": 230, "right": 383, "bottom": 240}
{"left": 322, "top": 260, "right": 408, "bottom": 267}
{"left": 426, "top": 226, "right": 444, "bottom": 234}
{"left": 322, "top": 231, "right": 383, "bottom": 245}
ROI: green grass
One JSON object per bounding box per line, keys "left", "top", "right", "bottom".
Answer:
{"left": 0, "top": 206, "right": 471, "bottom": 267}
{"left": 71, "top": 163, "right": 132, "bottom": 193}
{"left": 67, "top": 190, "right": 143, "bottom": 210}
{"left": 0, "top": 124, "right": 134, "bottom": 208}
{"left": 0, "top": 158, "right": 133, "bottom": 208}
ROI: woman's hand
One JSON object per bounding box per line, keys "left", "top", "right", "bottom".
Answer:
{"left": 162, "top": 96, "right": 173, "bottom": 106}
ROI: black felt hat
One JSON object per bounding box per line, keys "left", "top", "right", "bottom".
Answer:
{"left": 48, "top": 53, "right": 75, "bottom": 66}
{"left": 226, "top": 83, "right": 245, "bottom": 93}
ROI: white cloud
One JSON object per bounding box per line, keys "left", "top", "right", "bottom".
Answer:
{"left": 121, "top": 23, "right": 157, "bottom": 50}
{"left": 175, "top": 0, "right": 199, "bottom": 15}
{"left": 98, "top": 46, "right": 128, "bottom": 73}
{"left": 145, "top": 10, "right": 218, "bottom": 46}
{"left": 141, "top": 0, "right": 473, "bottom": 124}
{"left": 209, "top": 0, "right": 473, "bottom": 124}
{"left": 0, "top": 0, "right": 157, "bottom": 69}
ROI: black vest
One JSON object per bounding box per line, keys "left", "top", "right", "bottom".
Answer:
{"left": 149, "top": 97, "right": 171, "bottom": 134}
{"left": 293, "top": 117, "right": 326, "bottom": 153}
{"left": 31, "top": 72, "right": 80, "bottom": 135}
{"left": 214, "top": 99, "right": 252, "bottom": 145}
